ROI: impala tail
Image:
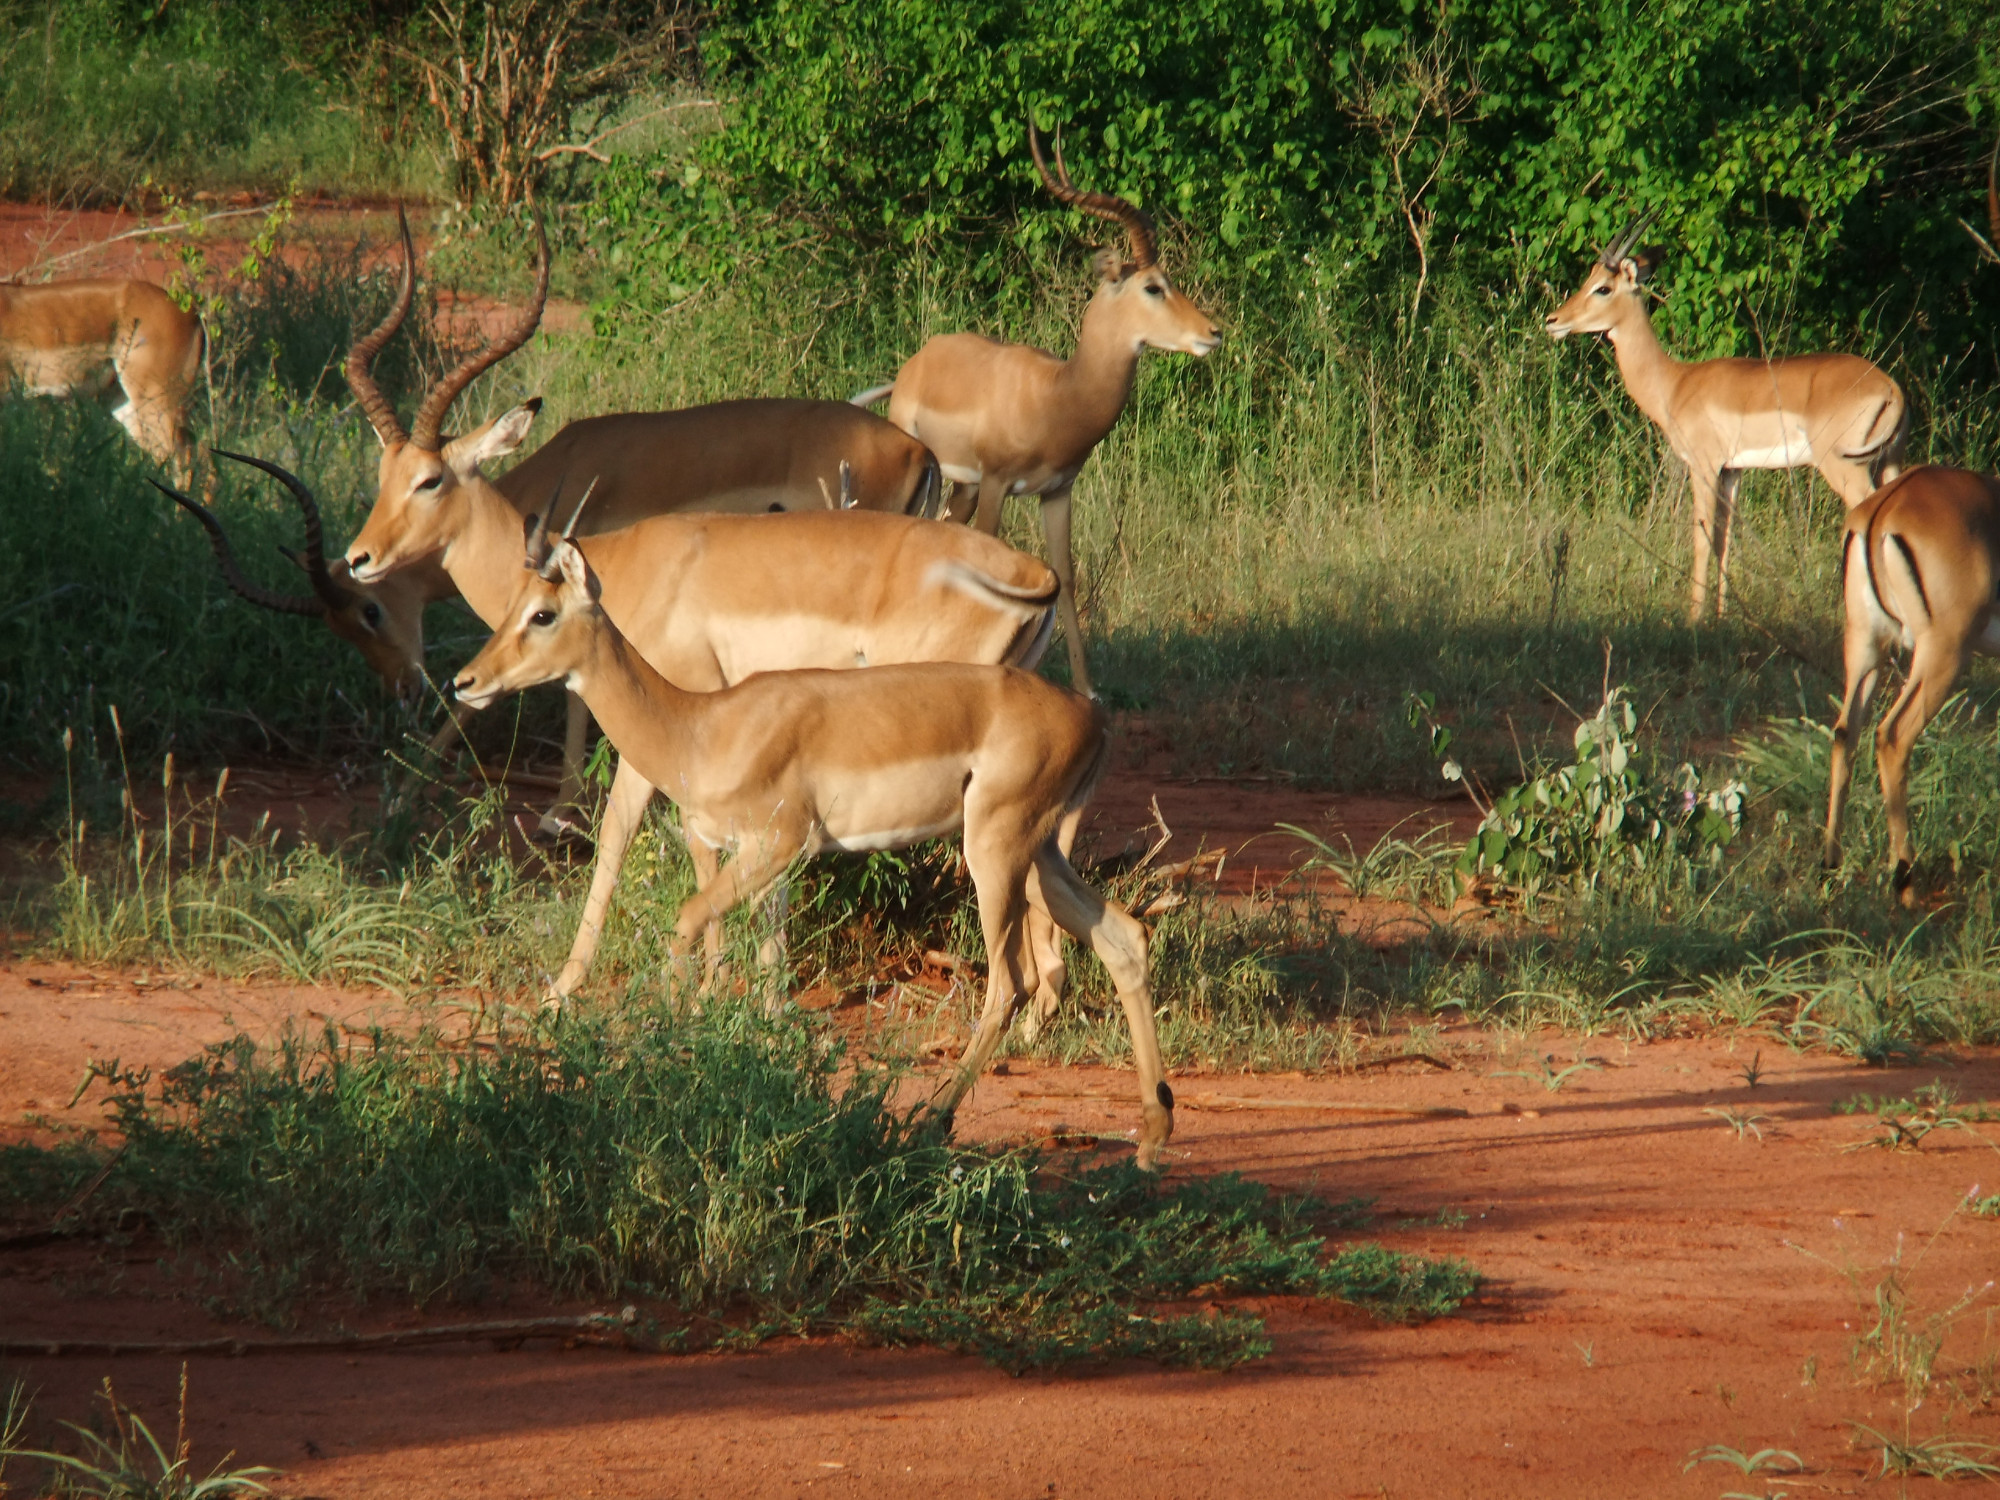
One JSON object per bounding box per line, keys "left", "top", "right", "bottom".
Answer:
{"left": 924, "top": 559, "right": 1060, "bottom": 668}
{"left": 849, "top": 381, "right": 895, "bottom": 407}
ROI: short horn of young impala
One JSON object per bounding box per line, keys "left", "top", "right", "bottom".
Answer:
{"left": 1546, "top": 209, "right": 1906, "bottom": 623}
{"left": 1823, "top": 465, "right": 2000, "bottom": 904}
{"left": 856, "top": 117, "right": 1221, "bottom": 697}
{"left": 451, "top": 526, "right": 1174, "bottom": 1169}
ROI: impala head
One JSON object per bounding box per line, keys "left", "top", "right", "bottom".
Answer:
{"left": 155, "top": 451, "right": 430, "bottom": 701}
{"left": 342, "top": 208, "right": 551, "bottom": 584}
{"left": 1545, "top": 213, "right": 1660, "bottom": 341}
{"left": 450, "top": 484, "right": 601, "bottom": 710}
{"left": 1029, "top": 121, "right": 1221, "bottom": 357}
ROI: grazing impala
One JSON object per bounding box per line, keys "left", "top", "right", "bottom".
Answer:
{"left": 181, "top": 210, "right": 938, "bottom": 816}
{"left": 1822, "top": 466, "right": 2000, "bottom": 904}
{"left": 452, "top": 517, "right": 1173, "bottom": 1168}
{"left": 1546, "top": 215, "right": 1906, "bottom": 622}
{"left": 854, "top": 122, "right": 1222, "bottom": 696}
{"left": 1, "top": 277, "right": 203, "bottom": 477}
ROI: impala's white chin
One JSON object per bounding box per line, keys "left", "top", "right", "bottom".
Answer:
{"left": 453, "top": 683, "right": 500, "bottom": 710}
{"left": 1544, "top": 320, "right": 1574, "bottom": 340}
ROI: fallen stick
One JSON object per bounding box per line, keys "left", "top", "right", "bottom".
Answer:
{"left": 0, "top": 1310, "right": 657, "bottom": 1359}
{"left": 1351, "top": 1052, "right": 1459, "bottom": 1073}
{"left": 1013, "top": 1090, "right": 1469, "bottom": 1119}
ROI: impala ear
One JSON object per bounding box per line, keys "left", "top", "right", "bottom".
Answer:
{"left": 554, "top": 539, "right": 601, "bottom": 603}
{"left": 1091, "top": 248, "right": 1129, "bottom": 284}
{"left": 442, "top": 397, "right": 543, "bottom": 476}
{"left": 1620, "top": 249, "right": 1663, "bottom": 285}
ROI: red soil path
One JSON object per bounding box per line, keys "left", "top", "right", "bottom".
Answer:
{"left": 3, "top": 948, "right": 1997, "bottom": 1497}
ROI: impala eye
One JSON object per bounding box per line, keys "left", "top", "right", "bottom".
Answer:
{"left": 530, "top": 609, "right": 557, "bottom": 628}
{"left": 415, "top": 473, "right": 442, "bottom": 492}
{"left": 362, "top": 603, "right": 383, "bottom": 628}
{"left": 1593, "top": 286, "right": 1610, "bottom": 296}
{"left": 1145, "top": 283, "right": 1165, "bottom": 298}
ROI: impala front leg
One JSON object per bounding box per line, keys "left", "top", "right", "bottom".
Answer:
{"left": 1688, "top": 469, "right": 1722, "bottom": 625}
{"left": 1038, "top": 488, "right": 1094, "bottom": 698}
{"left": 535, "top": 690, "right": 594, "bottom": 842}
{"left": 549, "top": 757, "right": 655, "bottom": 1005}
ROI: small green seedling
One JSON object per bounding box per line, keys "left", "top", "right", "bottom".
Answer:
{"left": 1495, "top": 1053, "right": 1603, "bottom": 1093}
{"left": 1684, "top": 1444, "right": 1803, "bottom": 1476}
{"left": 1737, "top": 1049, "right": 1765, "bottom": 1088}
{"left": 1703, "top": 1106, "right": 1772, "bottom": 1142}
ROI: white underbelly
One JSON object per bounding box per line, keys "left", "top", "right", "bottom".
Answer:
{"left": 939, "top": 462, "right": 981, "bottom": 485}
{"left": 821, "top": 814, "right": 964, "bottom": 853}
{"left": 1727, "top": 437, "right": 1813, "bottom": 469}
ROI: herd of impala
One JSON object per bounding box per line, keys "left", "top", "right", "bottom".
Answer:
{"left": 6, "top": 125, "right": 1999, "bottom": 1162}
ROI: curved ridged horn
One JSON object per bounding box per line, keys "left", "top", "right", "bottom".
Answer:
{"left": 1598, "top": 211, "right": 1657, "bottom": 269}
{"left": 1028, "top": 120, "right": 1157, "bottom": 270}
{"left": 346, "top": 207, "right": 416, "bottom": 447}
{"left": 409, "top": 216, "right": 551, "bottom": 453}
{"left": 210, "top": 448, "right": 355, "bottom": 612}
{"left": 152, "top": 478, "right": 322, "bottom": 618}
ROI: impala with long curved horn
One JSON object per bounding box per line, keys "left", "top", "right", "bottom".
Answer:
{"left": 1, "top": 276, "right": 203, "bottom": 479}
{"left": 1546, "top": 211, "right": 1907, "bottom": 622}
{"left": 1963, "top": 129, "right": 2000, "bottom": 266}
{"left": 153, "top": 450, "right": 442, "bottom": 701}
{"left": 452, "top": 522, "right": 1173, "bottom": 1168}
{"left": 195, "top": 208, "right": 939, "bottom": 829}
{"left": 852, "top": 120, "right": 1222, "bottom": 697}
{"left": 1822, "top": 465, "right": 2000, "bottom": 904}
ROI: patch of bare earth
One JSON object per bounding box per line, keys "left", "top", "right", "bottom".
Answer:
{"left": 3, "top": 941, "right": 1997, "bottom": 1496}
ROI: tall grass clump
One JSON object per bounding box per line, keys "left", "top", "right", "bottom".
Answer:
{"left": 13, "top": 997, "right": 1473, "bottom": 1369}
{"left": 0, "top": 1, "right": 427, "bottom": 202}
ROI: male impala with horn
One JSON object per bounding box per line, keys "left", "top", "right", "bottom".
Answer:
{"left": 1, "top": 275, "right": 203, "bottom": 479}
{"left": 854, "top": 120, "right": 1222, "bottom": 697}
{"left": 1546, "top": 213, "right": 1907, "bottom": 622}
{"left": 452, "top": 502, "right": 1174, "bottom": 1168}
{"left": 175, "top": 209, "right": 941, "bottom": 827}
{"left": 1822, "top": 465, "right": 2000, "bottom": 905}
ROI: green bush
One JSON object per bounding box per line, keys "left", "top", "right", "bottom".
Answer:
{"left": 609, "top": 0, "right": 2000, "bottom": 360}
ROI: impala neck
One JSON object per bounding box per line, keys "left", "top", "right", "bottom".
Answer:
{"left": 1603, "top": 299, "right": 1683, "bottom": 431}
{"left": 1053, "top": 288, "right": 1145, "bottom": 442}
{"left": 566, "top": 623, "right": 699, "bottom": 794}
{"left": 440, "top": 481, "right": 537, "bottom": 628}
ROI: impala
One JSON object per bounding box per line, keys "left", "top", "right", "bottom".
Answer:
{"left": 1546, "top": 215, "right": 1907, "bottom": 622}
{"left": 1822, "top": 466, "right": 2000, "bottom": 904}
{"left": 184, "top": 210, "right": 939, "bottom": 816}
{"left": 1, "top": 277, "right": 203, "bottom": 478}
{"left": 155, "top": 450, "right": 443, "bottom": 702}
{"left": 337, "top": 441, "right": 1063, "bottom": 1001}
{"left": 452, "top": 519, "right": 1173, "bottom": 1168}
{"left": 853, "top": 122, "right": 1221, "bottom": 697}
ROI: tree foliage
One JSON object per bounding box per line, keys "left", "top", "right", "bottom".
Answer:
{"left": 607, "top": 0, "right": 2000, "bottom": 357}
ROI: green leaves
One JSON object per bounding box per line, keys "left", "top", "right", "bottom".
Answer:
{"left": 1446, "top": 687, "right": 1747, "bottom": 896}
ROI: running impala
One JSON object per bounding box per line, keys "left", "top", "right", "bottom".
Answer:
{"left": 1822, "top": 465, "right": 2000, "bottom": 904}
{"left": 853, "top": 122, "right": 1221, "bottom": 696}
{"left": 1546, "top": 215, "right": 1906, "bottom": 622}
{"left": 1, "top": 276, "right": 203, "bottom": 478}
{"left": 452, "top": 517, "right": 1174, "bottom": 1169}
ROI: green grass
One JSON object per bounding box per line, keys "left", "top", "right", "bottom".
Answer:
{"left": 0, "top": 2, "right": 430, "bottom": 203}
{"left": 4, "top": 993, "right": 1472, "bottom": 1369}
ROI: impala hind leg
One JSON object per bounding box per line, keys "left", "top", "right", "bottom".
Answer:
{"left": 1037, "top": 489, "right": 1094, "bottom": 698}
{"left": 1872, "top": 636, "right": 1968, "bottom": 905}
{"left": 1016, "top": 806, "right": 1083, "bottom": 1047}
{"left": 550, "top": 757, "right": 655, "bottom": 1005}
{"left": 930, "top": 842, "right": 1036, "bottom": 1123}
{"left": 1028, "top": 843, "right": 1171, "bottom": 1169}
{"left": 669, "top": 838, "right": 800, "bottom": 977}
{"left": 1709, "top": 469, "right": 1744, "bottom": 619}
{"left": 1822, "top": 617, "right": 1886, "bottom": 872}
{"left": 1818, "top": 457, "right": 1884, "bottom": 510}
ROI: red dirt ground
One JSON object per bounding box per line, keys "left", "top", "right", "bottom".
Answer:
{"left": 4, "top": 956, "right": 1999, "bottom": 1496}
{"left": 0, "top": 200, "right": 585, "bottom": 338}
